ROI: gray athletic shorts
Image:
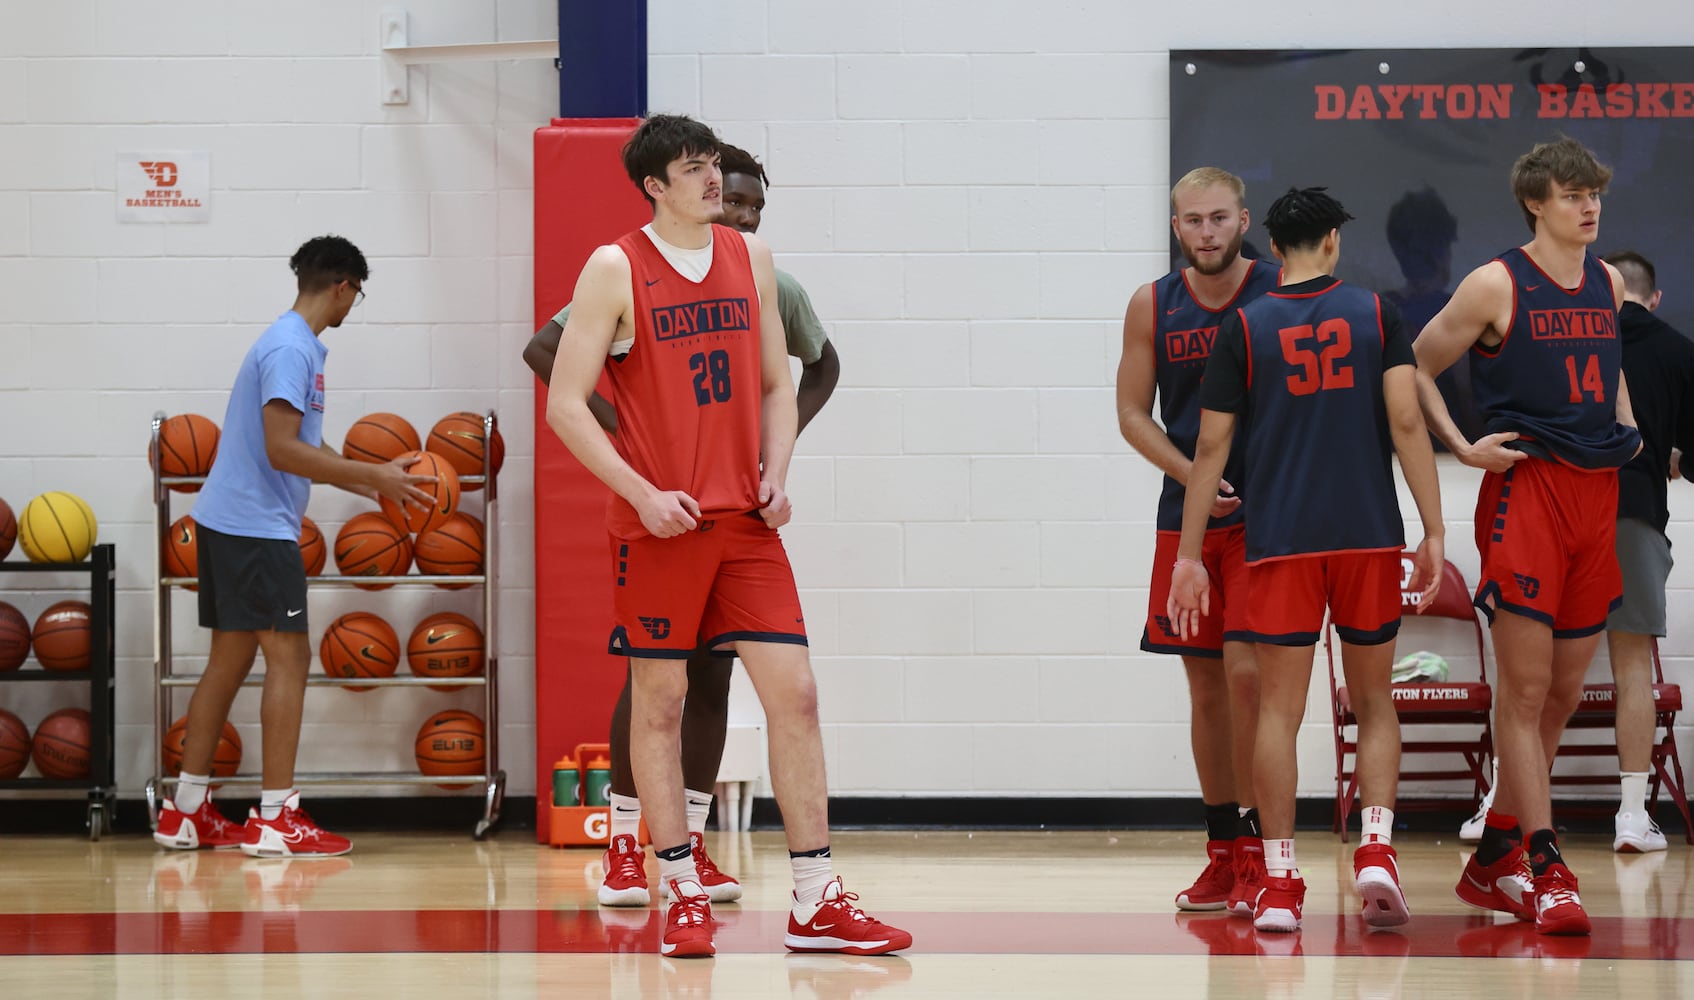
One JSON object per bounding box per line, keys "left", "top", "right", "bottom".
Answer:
{"left": 1606, "top": 517, "right": 1671, "bottom": 637}
{"left": 197, "top": 524, "right": 310, "bottom": 633}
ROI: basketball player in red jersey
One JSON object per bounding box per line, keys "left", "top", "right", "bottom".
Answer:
{"left": 1117, "top": 167, "right": 1277, "bottom": 918}
{"left": 1412, "top": 138, "right": 1641, "bottom": 936}
{"left": 544, "top": 114, "right": 910, "bottom": 959}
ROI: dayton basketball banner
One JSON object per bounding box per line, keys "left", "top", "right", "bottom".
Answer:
{"left": 1170, "top": 47, "right": 1694, "bottom": 436}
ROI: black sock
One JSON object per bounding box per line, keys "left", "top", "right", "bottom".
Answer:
{"left": 789, "top": 845, "right": 831, "bottom": 860}
{"left": 1204, "top": 802, "right": 1240, "bottom": 842}
{"left": 656, "top": 842, "right": 693, "bottom": 863}
{"left": 1476, "top": 821, "right": 1523, "bottom": 868}
{"left": 1238, "top": 807, "right": 1261, "bottom": 840}
{"left": 1527, "top": 829, "right": 1563, "bottom": 876}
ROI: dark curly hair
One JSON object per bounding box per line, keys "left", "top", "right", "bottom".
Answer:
{"left": 290, "top": 235, "right": 368, "bottom": 293}
{"left": 717, "top": 143, "right": 769, "bottom": 187}
{"left": 1263, "top": 187, "right": 1354, "bottom": 253}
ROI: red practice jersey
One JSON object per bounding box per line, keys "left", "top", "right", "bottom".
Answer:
{"left": 605, "top": 224, "right": 764, "bottom": 538}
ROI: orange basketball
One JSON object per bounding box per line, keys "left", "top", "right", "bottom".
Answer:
{"left": 413, "top": 512, "right": 484, "bottom": 588}
{"left": 319, "top": 611, "right": 400, "bottom": 691}
{"left": 298, "top": 515, "right": 326, "bottom": 576}
{"left": 0, "top": 495, "right": 15, "bottom": 559}
{"left": 426, "top": 412, "right": 505, "bottom": 491}
{"left": 0, "top": 709, "right": 29, "bottom": 779}
{"left": 379, "top": 452, "right": 460, "bottom": 536}
{"left": 0, "top": 601, "right": 29, "bottom": 672}
{"left": 333, "top": 512, "right": 413, "bottom": 590}
{"left": 415, "top": 709, "right": 484, "bottom": 789}
{"left": 343, "top": 412, "right": 421, "bottom": 464}
{"left": 32, "top": 707, "right": 91, "bottom": 780}
{"left": 150, "top": 414, "right": 220, "bottom": 492}
{"left": 32, "top": 600, "right": 90, "bottom": 671}
{"left": 406, "top": 612, "right": 485, "bottom": 692}
{"left": 160, "top": 716, "right": 243, "bottom": 779}
{"left": 162, "top": 514, "right": 198, "bottom": 590}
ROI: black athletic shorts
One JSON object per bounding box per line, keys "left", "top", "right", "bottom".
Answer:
{"left": 197, "top": 524, "right": 309, "bottom": 633}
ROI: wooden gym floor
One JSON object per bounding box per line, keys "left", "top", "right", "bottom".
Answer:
{"left": 0, "top": 828, "right": 1691, "bottom": 998}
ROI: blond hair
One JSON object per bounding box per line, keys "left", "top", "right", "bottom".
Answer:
{"left": 1172, "top": 167, "right": 1246, "bottom": 213}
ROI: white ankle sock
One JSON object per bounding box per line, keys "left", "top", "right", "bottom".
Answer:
{"left": 1265, "top": 838, "right": 1297, "bottom": 878}
{"left": 1361, "top": 805, "right": 1394, "bottom": 845}
{"left": 1620, "top": 771, "right": 1649, "bottom": 816}
{"left": 609, "top": 792, "right": 642, "bottom": 841}
{"left": 790, "top": 850, "right": 833, "bottom": 917}
{"left": 259, "top": 788, "right": 293, "bottom": 821}
{"left": 684, "top": 788, "right": 713, "bottom": 835}
{"left": 175, "top": 773, "right": 209, "bottom": 813}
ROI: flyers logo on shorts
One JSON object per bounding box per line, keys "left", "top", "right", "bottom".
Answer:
{"left": 1153, "top": 614, "right": 1180, "bottom": 639}
{"left": 1512, "top": 573, "right": 1541, "bottom": 599}
{"left": 638, "top": 616, "right": 672, "bottom": 640}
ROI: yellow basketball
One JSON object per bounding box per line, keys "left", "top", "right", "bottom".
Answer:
{"left": 17, "top": 492, "right": 98, "bottom": 564}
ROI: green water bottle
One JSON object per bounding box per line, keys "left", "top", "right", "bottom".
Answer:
{"left": 552, "top": 755, "right": 579, "bottom": 807}
{"left": 584, "top": 754, "right": 612, "bottom": 807}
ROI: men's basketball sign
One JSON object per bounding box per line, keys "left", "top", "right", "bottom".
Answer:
{"left": 116, "top": 151, "right": 210, "bottom": 222}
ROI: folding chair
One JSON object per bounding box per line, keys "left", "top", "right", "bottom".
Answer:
{"left": 1550, "top": 639, "right": 1692, "bottom": 844}
{"left": 1330, "top": 554, "right": 1493, "bottom": 841}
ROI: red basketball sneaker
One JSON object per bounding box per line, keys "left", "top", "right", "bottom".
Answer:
{"left": 1532, "top": 864, "right": 1592, "bottom": 936}
{"left": 661, "top": 880, "right": 715, "bottom": 958}
{"left": 1252, "top": 873, "right": 1306, "bottom": 933}
{"left": 599, "top": 833, "right": 652, "bottom": 907}
{"left": 786, "top": 878, "right": 913, "bottom": 955}
{"left": 239, "top": 793, "right": 351, "bottom": 858}
{"left": 662, "top": 832, "right": 742, "bottom": 904}
{"left": 154, "top": 797, "right": 245, "bottom": 850}
{"left": 1455, "top": 847, "right": 1534, "bottom": 921}
{"left": 1353, "top": 842, "right": 1410, "bottom": 928}
{"left": 1176, "top": 839, "right": 1235, "bottom": 911}
{"left": 1226, "top": 836, "right": 1265, "bottom": 918}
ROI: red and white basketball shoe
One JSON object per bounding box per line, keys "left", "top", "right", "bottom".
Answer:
{"left": 1532, "top": 864, "right": 1592, "bottom": 936}
{"left": 661, "top": 832, "right": 742, "bottom": 903}
{"left": 1252, "top": 873, "right": 1306, "bottom": 933}
{"left": 154, "top": 798, "right": 245, "bottom": 850}
{"left": 599, "top": 833, "right": 652, "bottom": 906}
{"left": 1353, "top": 842, "right": 1410, "bottom": 928}
{"left": 1454, "top": 846, "right": 1534, "bottom": 921}
{"left": 786, "top": 877, "right": 913, "bottom": 955}
{"left": 660, "top": 880, "right": 715, "bottom": 958}
{"left": 239, "top": 793, "right": 352, "bottom": 858}
{"left": 1226, "top": 836, "right": 1265, "bottom": 918}
{"left": 1176, "top": 839, "right": 1235, "bottom": 911}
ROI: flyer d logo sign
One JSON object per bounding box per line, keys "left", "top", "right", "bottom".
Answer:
{"left": 138, "top": 161, "right": 178, "bottom": 187}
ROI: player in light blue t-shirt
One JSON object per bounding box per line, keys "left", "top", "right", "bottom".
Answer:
{"left": 155, "top": 236, "right": 436, "bottom": 860}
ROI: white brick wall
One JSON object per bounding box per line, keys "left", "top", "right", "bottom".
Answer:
{"left": 3, "top": 0, "right": 1690, "bottom": 809}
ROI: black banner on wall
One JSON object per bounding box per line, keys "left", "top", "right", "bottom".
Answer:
{"left": 1170, "top": 47, "right": 1694, "bottom": 441}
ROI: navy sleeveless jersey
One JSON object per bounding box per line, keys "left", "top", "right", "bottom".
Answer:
{"left": 1237, "top": 280, "right": 1405, "bottom": 563}
{"left": 1151, "top": 258, "right": 1281, "bottom": 530}
{"left": 1469, "top": 248, "right": 1639, "bottom": 470}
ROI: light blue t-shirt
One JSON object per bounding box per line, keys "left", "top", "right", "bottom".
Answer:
{"left": 192, "top": 311, "right": 328, "bottom": 541}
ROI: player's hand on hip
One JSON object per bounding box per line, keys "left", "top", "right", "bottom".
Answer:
{"left": 638, "top": 490, "right": 700, "bottom": 538}
{"left": 1211, "top": 478, "right": 1242, "bottom": 519}
{"left": 1165, "top": 560, "right": 1211, "bottom": 641}
{"left": 1410, "top": 535, "right": 1444, "bottom": 613}
{"left": 372, "top": 454, "right": 438, "bottom": 509}
{"left": 1461, "top": 432, "right": 1528, "bottom": 473}
{"left": 757, "top": 480, "right": 791, "bottom": 529}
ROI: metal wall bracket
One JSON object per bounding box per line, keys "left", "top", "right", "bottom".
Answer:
{"left": 381, "top": 7, "right": 560, "bottom": 106}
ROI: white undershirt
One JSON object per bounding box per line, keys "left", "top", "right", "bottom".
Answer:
{"left": 609, "top": 224, "right": 714, "bottom": 357}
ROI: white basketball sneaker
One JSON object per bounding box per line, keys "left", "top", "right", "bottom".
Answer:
{"left": 1614, "top": 810, "right": 1668, "bottom": 853}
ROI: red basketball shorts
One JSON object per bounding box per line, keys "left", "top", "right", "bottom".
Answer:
{"left": 1474, "top": 458, "right": 1621, "bottom": 638}
{"left": 1143, "top": 525, "right": 1248, "bottom": 658}
{"left": 607, "top": 513, "right": 807, "bottom": 658}
{"left": 1241, "top": 550, "right": 1404, "bottom": 648}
